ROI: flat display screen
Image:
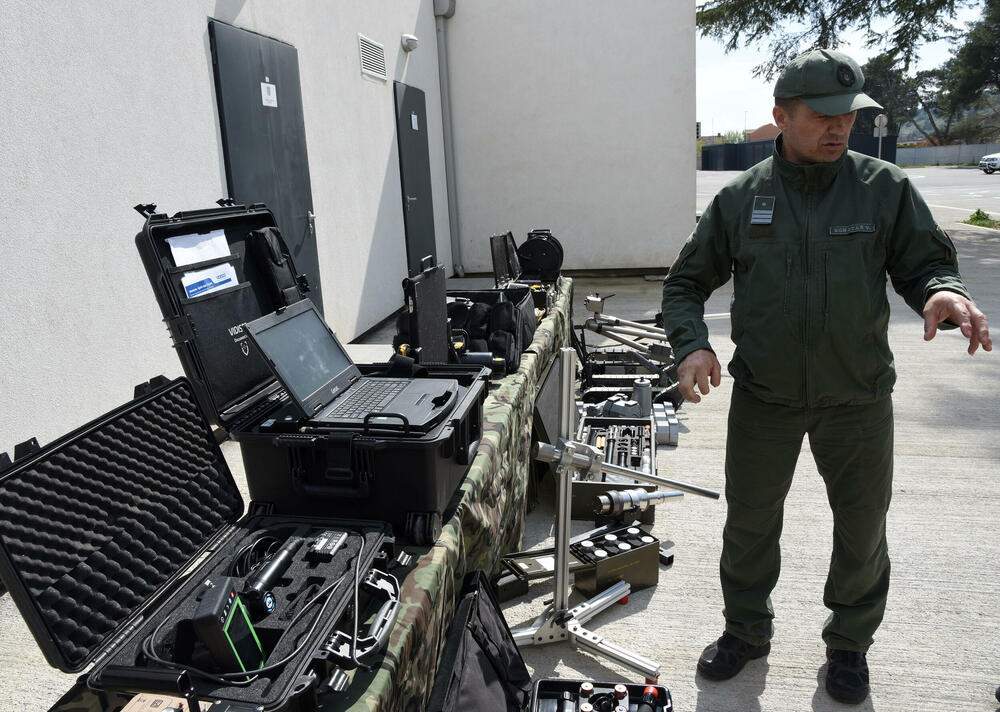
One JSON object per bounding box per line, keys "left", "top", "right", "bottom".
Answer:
{"left": 253, "top": 308, "right": 353, "bottom": 404}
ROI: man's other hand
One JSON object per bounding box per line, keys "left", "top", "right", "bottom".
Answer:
{"left": 677, "top": 349, "right": 722, "bottom": 403}
{"left": 923, "top": 291, "right": 992, "bottom": 355}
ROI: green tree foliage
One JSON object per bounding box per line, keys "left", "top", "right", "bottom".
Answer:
{"left": 696, "top": 0, "right": 982, "bottom": 79}
{"left": 943, "top": 0, "right": 1000, "bottom": 110}
{"left": 723, "top": 129, "right": 746, "bottom": 143}
{"left": 855, "top": 54, "right": 920, "bottom": 135}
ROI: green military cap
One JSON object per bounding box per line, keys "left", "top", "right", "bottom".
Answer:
{"left": 773, "top": 48, "right": 882, "bottom": 116}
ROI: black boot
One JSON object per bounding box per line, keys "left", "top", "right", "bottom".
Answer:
{"left": 697, "top": 631, "right": 771, "bottom": 680}
{"left": 825, "top": 648, "right": 870, "bottom": 704}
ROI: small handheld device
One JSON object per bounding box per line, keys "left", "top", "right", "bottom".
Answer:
{"left": 192, "top": 577, "right": 266, "bottom": 678}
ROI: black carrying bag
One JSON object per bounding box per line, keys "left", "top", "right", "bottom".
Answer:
{"left": 247, "top": 225, "right": 309, "bottom": 308}
{"left": 427, "top": 571, "right": 532, "bottom": 712}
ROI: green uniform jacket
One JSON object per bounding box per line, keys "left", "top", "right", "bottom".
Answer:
{"left": 663, "top": 137, "right": 970, "bottom": 408}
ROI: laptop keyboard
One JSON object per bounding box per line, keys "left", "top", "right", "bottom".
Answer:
{"left": 327, "top": 378, "right": 410, "bottom": 419}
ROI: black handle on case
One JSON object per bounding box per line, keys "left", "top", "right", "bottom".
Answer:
{"left": 362, "top": 412, "right": 410, "bottom": 435}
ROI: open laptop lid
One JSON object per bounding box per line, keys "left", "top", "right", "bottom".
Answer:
{"left": 244, "top": 299, "right": 360, "bottom": 418}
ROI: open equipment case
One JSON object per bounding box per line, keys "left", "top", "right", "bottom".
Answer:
{"left": 133, "top": 202, "right": 489, "bottom": 544}
{"left": 0, "top": 377, "right": 400, "bottom": 712}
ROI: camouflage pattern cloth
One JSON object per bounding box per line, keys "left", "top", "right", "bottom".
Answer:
{"left": 49, "top": 279, "right": 573, "bottom": 712}
{"left": 341, "top": 277, "right": 573, "bottom": 712}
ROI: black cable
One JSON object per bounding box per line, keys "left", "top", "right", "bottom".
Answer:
{"left": 227, "top": 535, "right": 281, "bottom": 577}
{"left": 349, "top": 531, "right": 372, "bottom": 672}
{"left": 91, "top": 528, "right": 372, "bottom": 690}
{"left": 139, "top": 574, "right": 347, "bottom": 684}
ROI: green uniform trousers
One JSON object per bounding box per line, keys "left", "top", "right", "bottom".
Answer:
{"left": 721, "top": 386, "right": 893, "bottom": 652}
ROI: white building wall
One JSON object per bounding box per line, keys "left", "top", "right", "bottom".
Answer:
{"left": 0, "top": 0, "right": 448, "bottom": 448}
{"left": 443, "top": 0, "right": 695, "bottom": 272}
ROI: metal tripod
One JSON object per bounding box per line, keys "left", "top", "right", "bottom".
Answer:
{"left": 509, "top": 347, "right": 661, "bottom": 681}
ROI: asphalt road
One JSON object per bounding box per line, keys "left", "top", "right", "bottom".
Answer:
{"left": 697, "top": 164, "right": 1000, "bottom": 228}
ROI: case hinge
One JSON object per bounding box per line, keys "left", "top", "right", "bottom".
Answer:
{"left": 13, "top": 437, "right": 41, "bottom": 462}
{"left": 133, "top": 375, "right": 173, "bottom": 399}
{"left": 296, "top": 273, "right": 311, "bottom": 294}
{"left": 247, "top": 501, "right": 276, "bottom": 516}
{"left": 1, "top": 437, "right": 41, "bottom": 475}
{"left": 132, "top": 202, "right": 159, "bottom": 219}
{"left": 165, "top": 314, "right": 196, "bottom": 344}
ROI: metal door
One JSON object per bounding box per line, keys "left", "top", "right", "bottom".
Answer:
{"left": 393, "top": 82, "right": 437, "bottom": 277}
{"left": 209, "top": 20, "right": 323, "bottom": 310}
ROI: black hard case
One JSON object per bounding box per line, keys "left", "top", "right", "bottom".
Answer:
{"left": 448, "top": 235, "right": 539, "bottom": 371}
{"left": 134, "top": 204, "right": 489, "bottom": 543}
{"left": 0, "top": 377, "right": 395, "bottom": 711}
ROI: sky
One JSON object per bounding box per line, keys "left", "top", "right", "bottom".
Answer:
{"left": 696, "top": 5, "right": 983, "bottom": 136}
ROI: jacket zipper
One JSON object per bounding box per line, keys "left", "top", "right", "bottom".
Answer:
{"left": 784, "top": 253, "right": 792, "bottom": 314}
{"left": 823, "top": 252, "right": 831, "bottom": 332}
{"left": 803, "top": 195, "right": 812, "bottom": 406}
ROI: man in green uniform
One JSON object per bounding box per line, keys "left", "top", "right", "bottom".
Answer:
{"left": 662, "top": 49, "right": 992, "bottom": 704}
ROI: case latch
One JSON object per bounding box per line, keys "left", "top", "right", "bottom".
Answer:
{"left": 216, "top": 197, "right": 237, "bottom": 207}
{"left": 164, "top": 314, "right": 196, "bottom": 344}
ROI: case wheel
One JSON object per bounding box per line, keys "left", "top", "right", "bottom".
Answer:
{"left": 405, "top": 511, "right": 442, "bottom": 545}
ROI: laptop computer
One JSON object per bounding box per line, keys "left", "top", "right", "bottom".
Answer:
{"left": 245, "top": 299, "right": 458, "bottom": 432}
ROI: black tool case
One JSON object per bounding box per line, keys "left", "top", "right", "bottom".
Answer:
{"left": 445, "top": 234, "right": 543, "bottom": 376}
{"left": 0, "top": 377, "right": 398, "bottom": 711}
{"left": 133, "top": 202, "right": 490, "bottom": 544}
{"left": 531, "top": 679, "right": 672, "bottom": 711}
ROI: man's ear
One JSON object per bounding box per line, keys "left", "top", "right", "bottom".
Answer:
{"left": 773, "top": 105, "right": 787, "bottom": 131}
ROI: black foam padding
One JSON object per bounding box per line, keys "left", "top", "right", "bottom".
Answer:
{"left": 0, "top": 382, "right": 243, "bottom": 669}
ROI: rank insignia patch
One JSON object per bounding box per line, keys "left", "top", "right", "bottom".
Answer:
{"left": 751, "top": 195, "right": 775, "bottom": 225}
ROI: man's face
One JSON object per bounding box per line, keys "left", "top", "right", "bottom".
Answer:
{"left": 773, "top": 101, "right": 857, "bottom": 165}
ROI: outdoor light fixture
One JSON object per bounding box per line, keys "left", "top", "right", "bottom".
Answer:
{"left": 401, "top": 34, "right": 419, "bottom": 52}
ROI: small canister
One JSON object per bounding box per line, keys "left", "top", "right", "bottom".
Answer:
{"left": 632, "top": 378, "right": 653, "bottom": 416}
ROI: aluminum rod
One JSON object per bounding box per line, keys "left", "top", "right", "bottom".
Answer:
{"left": 595, "top": 314, "right": 668, "bottom": 337}
{"left": 585, "top": 318, "right": 670, "bottom": 344}
{"left": 567, "top": 621, "right": 661, "bottom": 680}
{"left": 535, "top": 441, "right": 721, "bottom": 500}
{"left": 553, "top": 348, "right": 577, "bottom": 612}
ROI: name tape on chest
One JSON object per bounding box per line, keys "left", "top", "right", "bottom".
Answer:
{"left": 829, "top": 223, "right": 876, "bottom": 235}
{"left": 750, "top": 195, "right": 775, "bottom": 225}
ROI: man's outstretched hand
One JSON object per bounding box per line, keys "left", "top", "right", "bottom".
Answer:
{"left": 677, "top": 348, "right": 722, "bottom": 403}
{"left": 923, "top": 291, "right": 992, "bottom": 355}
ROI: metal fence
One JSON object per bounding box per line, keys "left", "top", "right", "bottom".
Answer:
{"left": 896, "top": 142, "right": 1000, "bottom": 166}
{"left": 701, "top": 135, "right": 897, "bottom": 171}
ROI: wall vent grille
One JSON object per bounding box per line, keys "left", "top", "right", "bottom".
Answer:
{"left": 358, "top": 34, "right": 387, "bottom": 80}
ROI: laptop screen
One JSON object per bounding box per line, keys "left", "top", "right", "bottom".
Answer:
{"left": 251, "top": 307, "right": 354, "bottom": 405}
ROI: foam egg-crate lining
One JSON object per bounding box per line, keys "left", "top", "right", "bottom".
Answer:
{"left": 0, "top": 383, "right": 242, "bottom": 668}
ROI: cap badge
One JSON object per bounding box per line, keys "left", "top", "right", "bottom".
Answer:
{"left": 836, "top": 64, "right": 855, "bottom": 87}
